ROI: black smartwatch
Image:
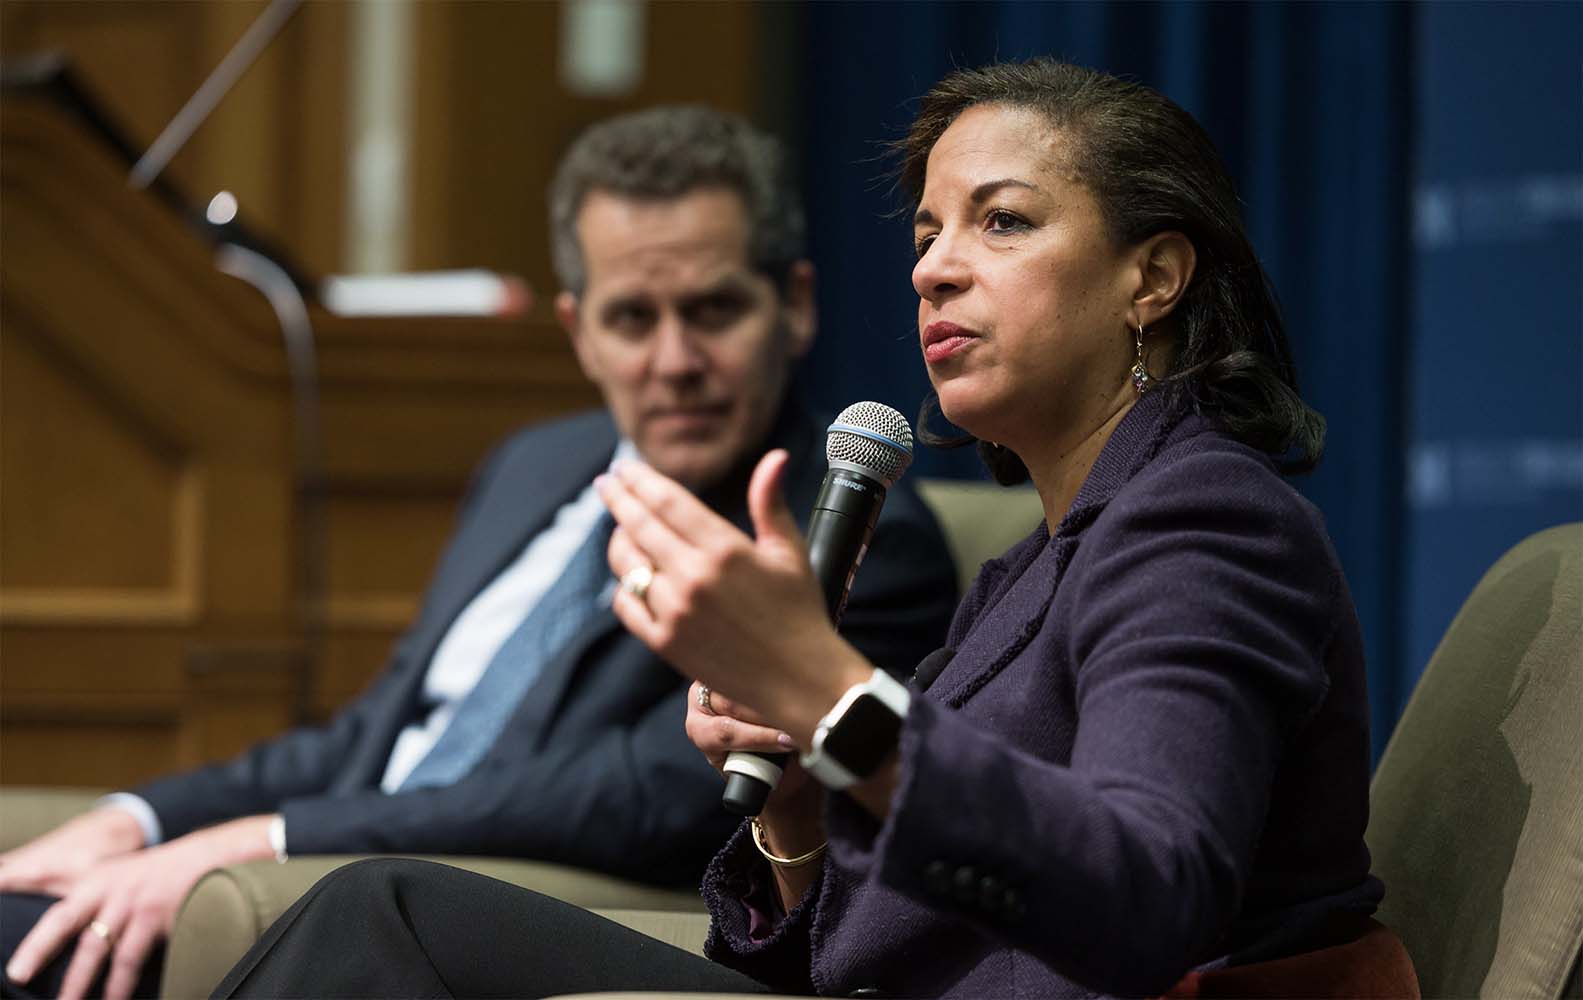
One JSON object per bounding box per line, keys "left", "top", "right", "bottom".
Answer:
{"left": 799, "top": 669, "right": 911, "bottom": 790}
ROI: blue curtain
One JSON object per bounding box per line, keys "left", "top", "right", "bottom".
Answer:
{"left": 794, "top": 1, "right": 1413, "bottom": 757}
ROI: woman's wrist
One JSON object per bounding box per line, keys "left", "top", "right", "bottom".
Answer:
{"left": 757, "top": 806, "right": 827, "bottom": 914}
{"left": 758, "top": 788, "right": 825, "bottom": 858}
{"left": 751, "top": 818, "right": 826, "bottom": 868}
{"left": 779, "top": 644, "right": 874, "bottom": 748}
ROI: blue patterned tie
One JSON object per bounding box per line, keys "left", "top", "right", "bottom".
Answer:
{"left": 398, "top": 514, "right": 614, "bottom": 791}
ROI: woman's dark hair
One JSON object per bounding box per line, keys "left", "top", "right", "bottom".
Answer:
{"left": 903, "top": 59, "right": 1325, "bottom": 482}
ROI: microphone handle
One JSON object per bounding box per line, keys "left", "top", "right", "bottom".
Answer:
{"left": 806, "top": 470, "right": 886, "bottom": 618}
{"left": 720, "top": 469, "right": 885, "bottom": 816}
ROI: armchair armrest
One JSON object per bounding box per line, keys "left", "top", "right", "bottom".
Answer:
{"left": 0, "top": 787, "right": 108, "bottom": 851}
{"left": 552, "top": 995, "right": 771, "bottom": 1000}
{"left": 163, "top": 857, "right": 705, "bottom": 999}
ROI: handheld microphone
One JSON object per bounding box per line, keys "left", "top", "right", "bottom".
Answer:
{"left": 720, "top": 402, "right": 914, "bottom": 816}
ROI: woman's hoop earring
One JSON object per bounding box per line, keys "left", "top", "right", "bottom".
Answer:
{"left": 1130, "top": 322, "right": 1154, "bottom": 395}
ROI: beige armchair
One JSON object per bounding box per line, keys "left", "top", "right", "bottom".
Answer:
{"left": 169, "top": 858, "right": 709, "bottom": 997}
{"left": 0, "top": 787, "right": 110, "bottom": 851}
{"left": 916, "top": 478, "right": 1044, "bottom": 594}
{"left": 0, "top": 479, "right": 1044, "bottom": 998}
{"left": 0, "top": 789, "right": 708, "bottom": 998}
{"left": 1367, "top": 523, "right": 1583, "bottom": 998}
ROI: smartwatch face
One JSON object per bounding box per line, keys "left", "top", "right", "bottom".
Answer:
{"left": 823, "top": 692, "right": 904, "bottom": 778}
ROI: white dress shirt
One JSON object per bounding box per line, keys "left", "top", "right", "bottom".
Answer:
{"left": 109, "top": 441, "right": 636, "bottom": 850}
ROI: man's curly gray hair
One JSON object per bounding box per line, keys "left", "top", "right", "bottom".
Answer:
{"left": 549, "top": 105, "right": 805, "bottom": 295}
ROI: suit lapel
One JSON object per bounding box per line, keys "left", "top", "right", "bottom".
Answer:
{"left": 929, "top": 532, "right": 1076, "bottom": 707}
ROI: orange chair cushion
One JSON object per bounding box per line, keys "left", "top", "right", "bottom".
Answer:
{"left": 1164, "top": 920, "right": 1419, "bottom": 999}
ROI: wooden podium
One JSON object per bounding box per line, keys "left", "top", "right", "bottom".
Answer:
{"left": 0, "top": 65, "right": 600, "bottom": 787}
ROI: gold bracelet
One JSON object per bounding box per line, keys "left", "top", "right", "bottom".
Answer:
{"left": 750, "top": 818, "right": 826, "bottom": 868}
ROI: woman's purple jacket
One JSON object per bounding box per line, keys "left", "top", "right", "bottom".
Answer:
{"left": 702, "top": 390, "right": 1383, "bottom": 998}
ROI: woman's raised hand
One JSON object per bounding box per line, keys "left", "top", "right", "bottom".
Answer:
{"left": 596, "top": 449, "right": 873, "bottom": 744}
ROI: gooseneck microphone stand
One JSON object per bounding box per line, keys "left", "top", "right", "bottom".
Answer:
{"left": 128, "top": 0, "right": 325, "bottom": 724}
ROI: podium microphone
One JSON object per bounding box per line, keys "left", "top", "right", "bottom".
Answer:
{"left": 720, "top": 401, "right": 914, "bottom": 816}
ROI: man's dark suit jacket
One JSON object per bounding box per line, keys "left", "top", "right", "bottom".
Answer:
{"left": 134, "top": 405, "right": 958, "bottom": 886}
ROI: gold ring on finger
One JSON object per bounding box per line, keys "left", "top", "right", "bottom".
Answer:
{"left": 619, "top": 564, "right": 655, "bottom": 603}
{"left": 87, "top": 919, "right": 117, "bottom": 946}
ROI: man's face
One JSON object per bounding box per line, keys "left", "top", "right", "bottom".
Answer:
{"left": 557, "top": 187, "right": 815, "bottom": 490}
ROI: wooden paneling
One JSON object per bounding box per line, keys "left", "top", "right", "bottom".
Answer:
{"left": 407, "top": 1, "right": 764, "bottom": 296}
{"left": 2, "top": 1, "right": 779, "bottom": 289}
{"left": 3, "top": 718, "right": 179, "bottom": 790}
{"left": 0, "top": 0, "right": 349, "bottom": 277}
{"left": 1, "top": 79, "right": 291, "bottom": 784}
{"left": 0, "top": 2, "right": 786, "bottom": 789}
{"left": 0, "top": 79, "right": 599, "bottom": 787}
{"left": 1, "top": 327, "right": 190, "bottom": 598}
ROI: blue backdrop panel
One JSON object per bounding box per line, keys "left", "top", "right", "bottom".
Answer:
{"left": 1403, "top": 2, "right": 1583, "bottom": 711}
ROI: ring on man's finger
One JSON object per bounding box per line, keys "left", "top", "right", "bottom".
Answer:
{"left": 619, "top": 564, "right": 655, "bottom": 603}
{"left": 87, "top": 919, "right": 116, "bottom": 946}
{"left": 697, "top": 684, "right": 715, "bottom": 715}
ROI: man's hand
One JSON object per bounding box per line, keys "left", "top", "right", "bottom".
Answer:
{"left": 0, "top": 806, "right": 146, "bottom": 898}
{"left": 4, "top": 814, "right": 277, "bottom": 1000}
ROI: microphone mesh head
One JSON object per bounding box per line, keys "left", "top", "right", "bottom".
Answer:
{"left": 826, "top": 401, "right": 913, "bottom": 486}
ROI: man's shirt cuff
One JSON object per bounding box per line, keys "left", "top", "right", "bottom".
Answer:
{"left": 96, "top": 793, "right": 162, "bottom": 847}
{"left": 267, "top": 814, "right": 289, "bottom": 863}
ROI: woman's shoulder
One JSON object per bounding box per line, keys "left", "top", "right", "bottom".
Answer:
{"left": 1065, "top": 419, "right": 1352, "bottom": 706}
{"left": 1130, "top": 418, "right": 1328, "bottom": 534}
{"left": 1087, "top": 418, "right": 1344, "bottom": 593}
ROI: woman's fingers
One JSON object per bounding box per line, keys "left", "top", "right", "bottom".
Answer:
{"left": 685, "top": 711, "right": 794, "bottom": 769}
{"left": 607, "top": 527, "right": 669, "bottom": 649}
{"left": 614, "top": 461, "right": 728, "bottom": 541}
{"left": 598, "top": 454, "right": 839, "bottom": 725}
{"left": 597, "top": 461, "right": 740, "bottom": 569}
{"left": 689, "top": 681, "right": 773, "bottom": 727}
{"left": 595, "top": 470, "right": 690, "bottom": 573}
{"left": 684, "top": 683, "right": 794, "bottom": 770}
{"left": 746, "top": 450, "right": 801, "bottom": 556}
{"left": 606, "top": 528, "right": 652, "bottom": 604}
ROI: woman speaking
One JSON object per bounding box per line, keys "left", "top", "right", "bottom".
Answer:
{"left": 217, "top": 59, "right": 1404, "bottom": 999}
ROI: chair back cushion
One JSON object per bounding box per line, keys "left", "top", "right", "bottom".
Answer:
{"left": 915, "top": 479, "right": 1045, "bottom": 594}
{"left": 1368, "top": 523, "right": 1583, "bottom": 998}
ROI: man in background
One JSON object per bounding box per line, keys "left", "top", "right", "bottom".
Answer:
{"left": 0, "top": 106, "right": 958, "bottom": 1000}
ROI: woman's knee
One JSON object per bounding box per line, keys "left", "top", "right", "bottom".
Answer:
{"left": 303, "top": 857, "right": 442, "bottom": 909}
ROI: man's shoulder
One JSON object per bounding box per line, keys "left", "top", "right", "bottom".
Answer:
{"left": 455, "top": 409, "right": 617, "bottom": 520}
{"left": 491, "top": 409, "right": 617, "bottom": 466}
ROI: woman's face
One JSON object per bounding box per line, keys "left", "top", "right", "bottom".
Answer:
{"left": 912, "top": 103, "right": 1140, "bottom": 453}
